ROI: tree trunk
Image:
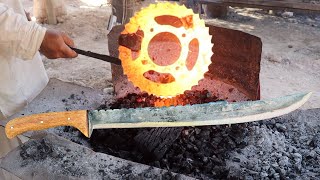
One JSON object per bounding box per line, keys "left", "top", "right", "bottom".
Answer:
{"left": 45, "top": 0, "right": 57, "bottom": 24}
{"left": 33, "top": 0, "right": 67, "bottom": 24}
{"left": 111, "top": 0, "right": 163, "bottom": 24}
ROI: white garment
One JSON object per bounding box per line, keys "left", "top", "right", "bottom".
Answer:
{"left": 0, "top": 0, "right": 48, "bottom": 119}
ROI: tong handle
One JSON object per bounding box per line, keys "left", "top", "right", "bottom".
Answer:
{"left": 70, "top": 47, "right": 122, "bottom": 65}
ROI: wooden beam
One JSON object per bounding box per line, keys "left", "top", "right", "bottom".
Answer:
{"left": 199, "top": 0, "right": 320, "bottom": 12}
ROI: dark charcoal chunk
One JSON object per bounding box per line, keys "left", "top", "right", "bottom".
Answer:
{"left": 309, "top": 134, "right": 320, "bottom": 148}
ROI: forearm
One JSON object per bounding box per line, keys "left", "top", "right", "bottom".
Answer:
{"left": 0, "top": 3, "right": 46, "bottom": 60}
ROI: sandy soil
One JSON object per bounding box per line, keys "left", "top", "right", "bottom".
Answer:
{"left": 21, "top": 0, "right": 320, "bottom": 109}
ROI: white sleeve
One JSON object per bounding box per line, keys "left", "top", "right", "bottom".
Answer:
{"left": 0, "top": 3, "right": 46, "bottom": 60}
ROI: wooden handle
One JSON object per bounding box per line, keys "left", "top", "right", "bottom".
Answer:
{"left": 5, "top": 110, "right": 89, "bottom": 139}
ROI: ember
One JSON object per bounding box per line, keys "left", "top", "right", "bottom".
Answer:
{"left": 110, "top": 90, "right": 220, "bottom": 109}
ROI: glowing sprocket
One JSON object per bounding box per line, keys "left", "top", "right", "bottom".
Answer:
{"left": 119, "top": 2, "right": 213, "bottom": 97}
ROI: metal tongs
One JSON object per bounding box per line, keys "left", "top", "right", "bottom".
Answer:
{"left": 70, "top": 47, "right": 122, "bottom": 66}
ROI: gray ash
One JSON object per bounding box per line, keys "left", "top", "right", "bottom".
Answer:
{"left": 19, "top": 137, "right": 89, "bottom": 177}
{"left": 20, "top": 139, "right": 54, "bottom": 163}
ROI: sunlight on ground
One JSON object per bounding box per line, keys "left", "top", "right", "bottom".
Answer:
{"left": 232, "top": 7, "right": 266, "bottom": 20}
{"left": 80, "top": 0, "right": 109, "bottom": 7}
{"left": 205, "top": 19, "right": 255, "bottom": 32}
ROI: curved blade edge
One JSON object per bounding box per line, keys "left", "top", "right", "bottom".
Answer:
{"left": 89, "top": 92, "right": 312, "bottom": 134}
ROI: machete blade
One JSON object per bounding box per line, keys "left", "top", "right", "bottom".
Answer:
{"left": 87, "top": 92, "right": 312, "bottom": 137}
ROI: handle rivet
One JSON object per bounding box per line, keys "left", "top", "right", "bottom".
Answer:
{"left": 68, "top": 118, "right": 71, "bottom": 121}
{"left": 10, "top": 126, "right": 14, "bottom": 129}
{"left": 40, "top": 121, "right": 44, "bottom": 124}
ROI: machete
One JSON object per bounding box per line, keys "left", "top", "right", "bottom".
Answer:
{"left": 5, "top": 92, "right": 312, "bottom": 139}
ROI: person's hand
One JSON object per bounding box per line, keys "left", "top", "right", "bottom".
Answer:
{"left": 40, "top": 30, "right": 78, "bottom": 59}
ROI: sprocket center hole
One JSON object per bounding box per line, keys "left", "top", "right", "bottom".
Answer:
{"left": 148, "top": 32, "right": 181, "bottom": 66}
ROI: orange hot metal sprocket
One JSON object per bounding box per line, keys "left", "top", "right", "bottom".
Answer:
{"left": 119, "top": 2, "right": 213, "bottom": 97}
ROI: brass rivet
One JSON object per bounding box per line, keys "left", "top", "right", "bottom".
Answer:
{"left": 40, "top": 121, "right": 44, "bottom": 124}
{"left": 68, "top": 118, "right": 71, "bottom": 121}
{"left": 10, "top": 126, "right": 14, "bottom": 129}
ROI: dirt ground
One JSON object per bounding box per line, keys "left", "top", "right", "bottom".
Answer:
{"left": 21, "top": 0, "right": 320, "bottom": 109}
